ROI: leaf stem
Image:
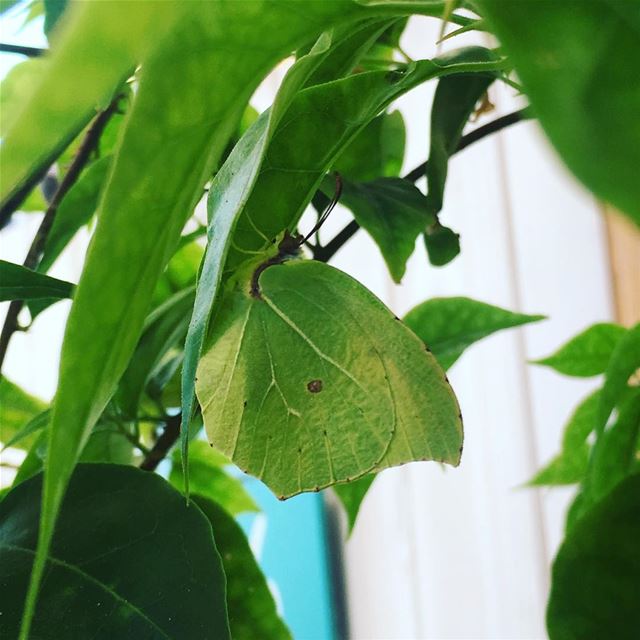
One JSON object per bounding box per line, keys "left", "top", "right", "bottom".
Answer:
{"left": 0, "top": 95, "right": 122, "bottom": 371}
{"left": 139, "top": 413, "right": 182, "bottom": 471}
{"left": 314, "top": 107, "right": 530, "bottom": 262}
{"left": 0, "top": 42, "right": 46, "bottom": 57}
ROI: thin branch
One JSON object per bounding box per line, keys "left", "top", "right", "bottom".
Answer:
{"left": 139, "top": 414, "right": 181, "bottom": 471}
{"left": 0, "top": 42, "right": 46, "bottom": 57}
{"left": 316, "top": 107, "right": 530, "bottom": 262}
{"left": 0, "top": 95, "right": 122, "bottom": 371}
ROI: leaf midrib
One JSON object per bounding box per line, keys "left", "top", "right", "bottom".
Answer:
{"left": 1, "top": 543, "right": 172, "bottom": 638}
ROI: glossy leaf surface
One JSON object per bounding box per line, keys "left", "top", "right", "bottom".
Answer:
{"left": 194, "top": 496, "right": 291, "bottom": 640}
{"left": 0, "top": 464, "right": 230, "bottom": 639}
{"left": 547, "top": 473, "right": 640, "bottom": 640}
{"left": 197, "top": 260, "right": 461, "bottom": 498}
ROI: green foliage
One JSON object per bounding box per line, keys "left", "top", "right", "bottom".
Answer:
{"left": 193, "top": 496, "right": 292, "bottom": 640}
{"left": 1, "top": 0, "right": 638, "bottom": 636}
{"left": 0, "top": 376, "right": 46, "bottom": 446}
{"left": 334, "top": 110, "right": 406, "bottom": 182}
{"left": 404, "top": 296, "right": 544, "bottom": 370}
{"left": 339, "top": 177, "right": 430, "bottom": 281}
{"left": 170, "top": 441, "right": 258, "bottom": 517}
{"left": 0, "top": 464, "right": 230, "bottom": 639}
{"left": 478, "top": 0, "right": 640, "bottom": 225}
{"left": 547, "top": 473, "right": 640, "bottom": 640}
{"left": 0, "top": 260, "right": 74, "bottom": 302}
{"left": 528, "top": 392, "right": 599, "bottom": 487}
{"left": 533, "top": 323, "right": 627, "bottom": 377}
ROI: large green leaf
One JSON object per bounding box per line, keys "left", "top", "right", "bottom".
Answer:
{"left": 338, "top": 177, "right": 431, "bottom": 282}
{"left": 35, "top": 5, "right": 375, "bottom": 636}
{"left": 403, "top": 296, "right": 544, "bottom": 370}
{"left": 596, "top": 323, "right": 640, "bottom": 433}
{"left": 478, "top": 0, "right": 640, "bottom": 225}
{"left": 533, "top": 323, "right": 626, "bottom": 378}
{"left": 0, "top": 376, "right": 46, "bottom": 446}
{"left": 197, "top": 260, "right": 461, "bottom": 498}
{"left": 193, "top": 496, "right": 291, "bottom": 640}
{"left": 170, "top": 441, "right": 258, "bottom": 517}
{"left": 546, "top": 473, "right": 640, "bottom": 640}
{"left": 0, "top": 0, "right": 181, "bottom": 207}
{"left": 0, "top": 260, "right": 74, "bottom": 301}
{"left": 0, "top": 464, "right": 230, "bottom": 639}
{"left": 528, "top": 391, "right": 599, "bottom": 487}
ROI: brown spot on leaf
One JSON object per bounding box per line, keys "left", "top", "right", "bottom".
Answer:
{"left": 307, "top": 379, "right": 323, "bottom": 393}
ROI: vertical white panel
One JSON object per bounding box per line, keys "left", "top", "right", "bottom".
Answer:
{"left": 341, "top": 16, "right": 614, "bottom": 640}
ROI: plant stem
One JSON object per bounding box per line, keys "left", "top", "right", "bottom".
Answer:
{"left": 139, "top": 414, "right": 182, "bottom": 471}
{"left": 315, "top": 107, "right": 530, "bottom": 262}
{"left": 0, "top": 43, "right": 46, "bottom": 57}
{"left": 0, "top": 95, "right": 122, "bottom": 371}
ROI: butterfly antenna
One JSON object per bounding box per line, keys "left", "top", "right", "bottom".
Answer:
{"left": 302, "top": 173, "right": 343, "bottom": 245}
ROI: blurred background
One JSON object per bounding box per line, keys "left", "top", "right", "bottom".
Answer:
{"left": 1, "top": 6, "right": 638, "bottom": 639}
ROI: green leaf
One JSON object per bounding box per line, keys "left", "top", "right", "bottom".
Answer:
{"left": 0, "top": 1, "right": 181, "bottom": 209}
{"left": 0, "top": 464, "right": 230, "bottom": 639}
{"left": 334, "top": 110, "right": 406, "bottom": 182}
{"left": 170, "top": 441, "right": 258, "bottom": 517}
{"left": 118, "top": 286, "right": 195, "bottom": 417}
{"left": 528, "top": 391, "right": 599, "bottom": 486}
{"left": 43, "top": 0, "right": 68, "bottom": 36}
{"left": 596, "top": 323, "right": 640, "bottom": 432}
{"left": 0, "top": 376, "right": 46, "bottom": 446}
{"left": 193, "top": 496, "right": 292, "bottom": 640}
{"left": 338, "top": 177, "right": 431, "bottom": 282}
{"left": 197, "top": 260, "right": 461, "bottom": 498}
{"left": 333, "top": 474, "right": 376, "bottom": 532}
{"left": 425, "top": 71, "right": 496, "bottom": 217}
{"left": 533, "top": 323, "right": 627, "bottom": 377}
{"left": 403, "top": 296, "right": 544, "bottom": 370}
{"left": 546, "top": 473, "right": 640, "bottom": 640}
{"left": 226, "top": 47, "right": 505, "bottom": 274}
{"left": 39, "top": 156, "right": 111, "bottom": 274}
{"left": 478, "top": 0, "right": 640, "bottom": 225}
{"left": 0, "top": 58, "right": 48, "bottom": 140}
{"left": 0, "top": 260, "right": 74, "bottom": 301}
{"left": 1, "top": 410, "right": 49, "bottom": 452}
{"left": 587, "top": 389, "right": 640, "bottom": 504}
{"left": 424, "top": 221, "right": 460, "bottom": 266}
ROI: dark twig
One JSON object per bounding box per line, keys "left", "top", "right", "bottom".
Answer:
{"left": 139, "top": 414, "right": 182, "bottom": 471}
{"left": 0, "top": 42, "right": 46, "bottom": 57}
{"left": 0, "top": 96, "right": 122, "bottom": 371}
{"left": 315, "top": 108, "right": 530, "bottom": 262}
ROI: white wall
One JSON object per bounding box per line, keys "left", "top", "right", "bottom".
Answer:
{"left": 336, "top": 17, "right": 614, "bottom": 640}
